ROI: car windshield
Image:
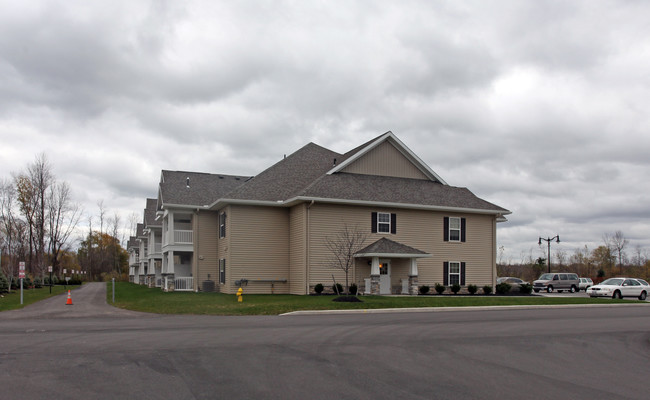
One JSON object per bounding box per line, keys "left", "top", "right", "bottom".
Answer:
{"left": 601, "top": 278, "right": 623, "bottom": 286}
{"left": 538, "top": 274, "right": 554, "bottom": 280}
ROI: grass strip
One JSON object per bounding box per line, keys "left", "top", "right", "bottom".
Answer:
{"left": 107, "top": 282, "right": 641, "bottom": 316}
{"left": 0, "top": 285, "right": 71, "bottom": 311}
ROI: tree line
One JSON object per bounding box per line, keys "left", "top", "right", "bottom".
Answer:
{"left": 497, "top": 231, "right": 649, "bottom": 283}
{"left": 0, "top": 154, "right": 130, "bottom": 290}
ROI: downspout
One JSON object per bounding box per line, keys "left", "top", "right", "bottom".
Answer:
{"left": 306, "top": 200, "right": 315, "bottom": 294}
{"left": 195, "top": 208, "right": 199, "bottom": 292}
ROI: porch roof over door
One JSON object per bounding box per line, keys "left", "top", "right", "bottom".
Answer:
{"left": 354, "top": 237, "right": 432, "bottom": 259}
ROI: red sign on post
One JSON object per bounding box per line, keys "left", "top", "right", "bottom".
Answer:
{"left": 19, "top": 261, "right": 25, "bottom": 279}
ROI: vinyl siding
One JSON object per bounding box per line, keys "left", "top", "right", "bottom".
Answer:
{"left": 226, "top": 205, "right": 290, "bottom": 294}
{"left": 193, "top": 210, "right": 218, "bottom": 291}
{"left": 341, "top": 140, "right": 429, "bottom": 180}
{"left": 289, "top": 204, "right": 307, "bottom": 294}
{"left": 307, "top": 203, "right": 497, "bottom": 291}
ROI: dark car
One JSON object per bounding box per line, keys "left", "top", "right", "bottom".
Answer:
{"left": 496, "top": 277, "right": 529, "bottom": 291}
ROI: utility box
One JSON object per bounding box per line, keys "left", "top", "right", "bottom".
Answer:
{"left": 202, "top": 280, "right": 215, "bottom": 292}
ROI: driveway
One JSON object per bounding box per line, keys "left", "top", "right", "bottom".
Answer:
{"left": 1, "top": 283, "right": 650, "bottom": 400}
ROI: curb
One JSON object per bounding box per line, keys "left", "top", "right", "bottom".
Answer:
{"left": 279, "top": 302, "right": 649, "bottom": 316}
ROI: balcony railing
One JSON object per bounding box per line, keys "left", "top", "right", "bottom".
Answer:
{"left": 174, "top": 230, "right": 193, "bottom": 244}
{"left": 154, "top": 243, "right": 162, "bottom": 253}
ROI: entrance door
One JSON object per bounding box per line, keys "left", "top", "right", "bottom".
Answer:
{"left": 379, "top": 261, "right": 391, "bottom": 294}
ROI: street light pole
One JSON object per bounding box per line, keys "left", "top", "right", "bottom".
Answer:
{"left": 538, "top": 235, "right": 560, "bottom": 273}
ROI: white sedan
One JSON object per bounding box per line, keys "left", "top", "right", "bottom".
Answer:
{"left": 587, "top": 278, "right": 649, "bottom": 300}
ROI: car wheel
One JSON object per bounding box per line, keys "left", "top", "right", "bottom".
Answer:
{"left": 639, "top": 291, "right": 647, "bottom": 301}
{"left": 613, "top": 290, "right": 622, "bottom": 299}
{"left": 547, "top": 286, "right": 553, "bottom": 293}
{"left": 570, "top": 285, "right": 577, "bottom": 293}
{"left": 534, "top": 289, "right": 540, "bottom": 293}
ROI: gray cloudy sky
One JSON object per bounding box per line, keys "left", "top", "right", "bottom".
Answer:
{"left": 1, "top": 0, "right": 648, "bottom": 262}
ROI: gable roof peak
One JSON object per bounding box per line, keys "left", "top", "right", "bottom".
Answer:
{"left": 328, "top": 131, "right": 448, "bottom": 185}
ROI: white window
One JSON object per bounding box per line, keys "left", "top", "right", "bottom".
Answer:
{"left": 449, "top": 217, "right": 461, "bottom": 242}
{"left": 219, "top": 259, "right": 226, "bottom": 284}
{"left": 448, "top": 262, "right": 461, "bottom": 285}
{"left": 219, "top": 212, "right": 226, "bottom": 238}
{"left": 377, "top": 212, "right": 391, "bottom": 233}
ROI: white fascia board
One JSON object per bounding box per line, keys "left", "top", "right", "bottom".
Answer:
{"left": 355, "top": 253, "right": 433, "bottom": 258}
{"left": 161, "top": 203, "right": 207, "bottom": 211}
{"left": 208, "top": 198, "right": 287, "bottom": 210}
{"left": 325, "top": 131, "right": 448, "bottom": 185}
{"left": 207, "top": 195, "right": 511, "bottom": 217}
{"left": 285, "top": 196, "right": 511, "bottom": 216}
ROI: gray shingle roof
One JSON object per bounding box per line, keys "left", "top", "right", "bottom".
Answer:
{"left": 225, "top": 143, "right": 341, "bottom": 202}
{"left": 356, "top": 237, "right": 430, "bottom": 256}
{"left": 143, "top": 198, "right": 159, "bottom": 227}
{"left": 160, "top": 170, "right": 250, "bottom": 207}
{"left": 302, "top": 172, "right": 508, "bottom": 212}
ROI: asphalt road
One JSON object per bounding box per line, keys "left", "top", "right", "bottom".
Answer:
{"left": 1, "top": 283, "right": 649, "bottom": 400}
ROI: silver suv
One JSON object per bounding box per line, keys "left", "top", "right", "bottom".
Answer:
{"left": 533, "top": 273, "right": 580, "bottom": 293}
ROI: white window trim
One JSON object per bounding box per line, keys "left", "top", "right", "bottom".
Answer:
{"left": 219, "top": 212, "right": 226, "bottom": 239}
{"left": 448, "top": 261, "right": 461, "bottom": 285}
{"left": 377, "top": 212, "right": 391, "bottom": 233}
{"left": 449, "top": 217, "right": 461, "bottom": 242}
{"left": 219, "top": 259, "right": 226, "bottom": 284}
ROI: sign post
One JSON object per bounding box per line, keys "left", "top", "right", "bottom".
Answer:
{"left": 48, "top": 265, "right": 53, "bottom": 294}
{"left": 19, "top": 261, "right": 25, "bottom": 305}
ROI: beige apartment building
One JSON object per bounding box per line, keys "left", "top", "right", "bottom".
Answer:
{"left": 129, "top": 131, "right": 510, "bottom": 295}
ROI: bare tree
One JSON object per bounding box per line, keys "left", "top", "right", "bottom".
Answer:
{"left": 47, "top": 181, "right": 82, "bottom": 274}
{"left": 325, "top": 225, "right": 367, "bottom": 294}
{"left": 609, "top": 231, "right": 629, "bottom": 274}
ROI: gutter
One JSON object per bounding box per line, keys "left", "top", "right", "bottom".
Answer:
{"left": 207, "top": 196, "right": 511, "bottom": 216}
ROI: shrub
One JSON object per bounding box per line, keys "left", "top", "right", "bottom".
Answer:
{"left": 451, "top": 283, "right": 461, "bottom": 294}
{"left": 314, "top": 283, "right": 324, "bottom": 294}
{"left": 519, "top": 283, "right": 533, "bottom": 294}
{"left": 0, "top": 272, "right": 8, "bottom": 293}
{"left": 349, "top": 283, "right": 358, "bottom": 295}
{"left": 34, "top": 277, "right": 43, "bottom": 288}
{"left": 495, "top": 282, "right": 511, "bottom": 295}
{"left": 483, "top": 285, "right": 493, "bottom": 295}
{"left": 434, "top": 283, "right": 445, "bottom": 294}
{"left": 332, "top": 282, "right": 343, "bottom": 295}
{"left": 467, "top": 284, "right": 478, "bottom": 295}
{"left": 419, "top": 285, "right": 430, "bottom": 295}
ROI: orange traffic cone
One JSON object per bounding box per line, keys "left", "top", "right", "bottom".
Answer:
{"left": 65, "top": 290, "right": 73, "bottom": 305}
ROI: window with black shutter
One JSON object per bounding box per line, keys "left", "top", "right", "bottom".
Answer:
{"left": 445, "top": 261, "right": 466, "bottom": 286}
{"left": 372, "top": 212, "right": 397, "bottom": 234}
{"left": 219, "top": 212, "right": 226, "bottom": 238}
{"left": 219, "top": 259, "right": 226, "bottom": 284}
{"left": 444, "top": 217, "right": 466, "bottom": 242}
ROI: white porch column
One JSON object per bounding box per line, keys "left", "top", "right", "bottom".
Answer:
{"left": 408, "top": 258, "right": 419, "bottom": 296}
{"left": 370, "top": 257, "right": 380, "bottom": 295}
{"left": 370, "top": 257, "right": 380, "bottom": 275}
{"left": 409, "top": 258, "right": 418, "bottom": 276}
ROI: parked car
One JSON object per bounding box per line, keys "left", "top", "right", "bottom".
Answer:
{"left": 587, "top": 278, "right": 649, "bottom": 300}
{"left": 578, "top": 277, "right": 593, "bottom": 291}
{"left": 496, "top": 277, "right": 529, "bottom": 291}
{"left": 533, "top": 273, "right": 580, "bottom": 293}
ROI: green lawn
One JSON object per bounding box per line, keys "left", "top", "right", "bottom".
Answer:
{"left": 107, "top": 281, "right": 640, "bottom": 316}
{"left": 0, "top": 285, "right": 72, "bottom": 311}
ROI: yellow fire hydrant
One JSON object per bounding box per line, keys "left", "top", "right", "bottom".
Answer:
{"left": 237, "top": 287, "right": 243, "bottom": 303}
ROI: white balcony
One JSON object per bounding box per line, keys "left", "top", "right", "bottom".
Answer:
{"left": 174, "top": 229, "right": 193, "bottom": 244}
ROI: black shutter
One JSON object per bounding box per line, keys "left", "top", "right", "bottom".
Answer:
{"left": 391, "top": 213, "right": 397, "bottom": 234}
{"left": 461, "top": 218, "right": 466, "bottom": 242}
{"left": 371, "top": 212, "right": 377, "bottom": 233}
{"left": 461, "top": 262, "right": 466, "bottom": 285}
{"left": 443, "top": 262, "right": 449, "bottom": 286}
{"left": 444, "top": 217, "right": 449, "bottom": 241}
